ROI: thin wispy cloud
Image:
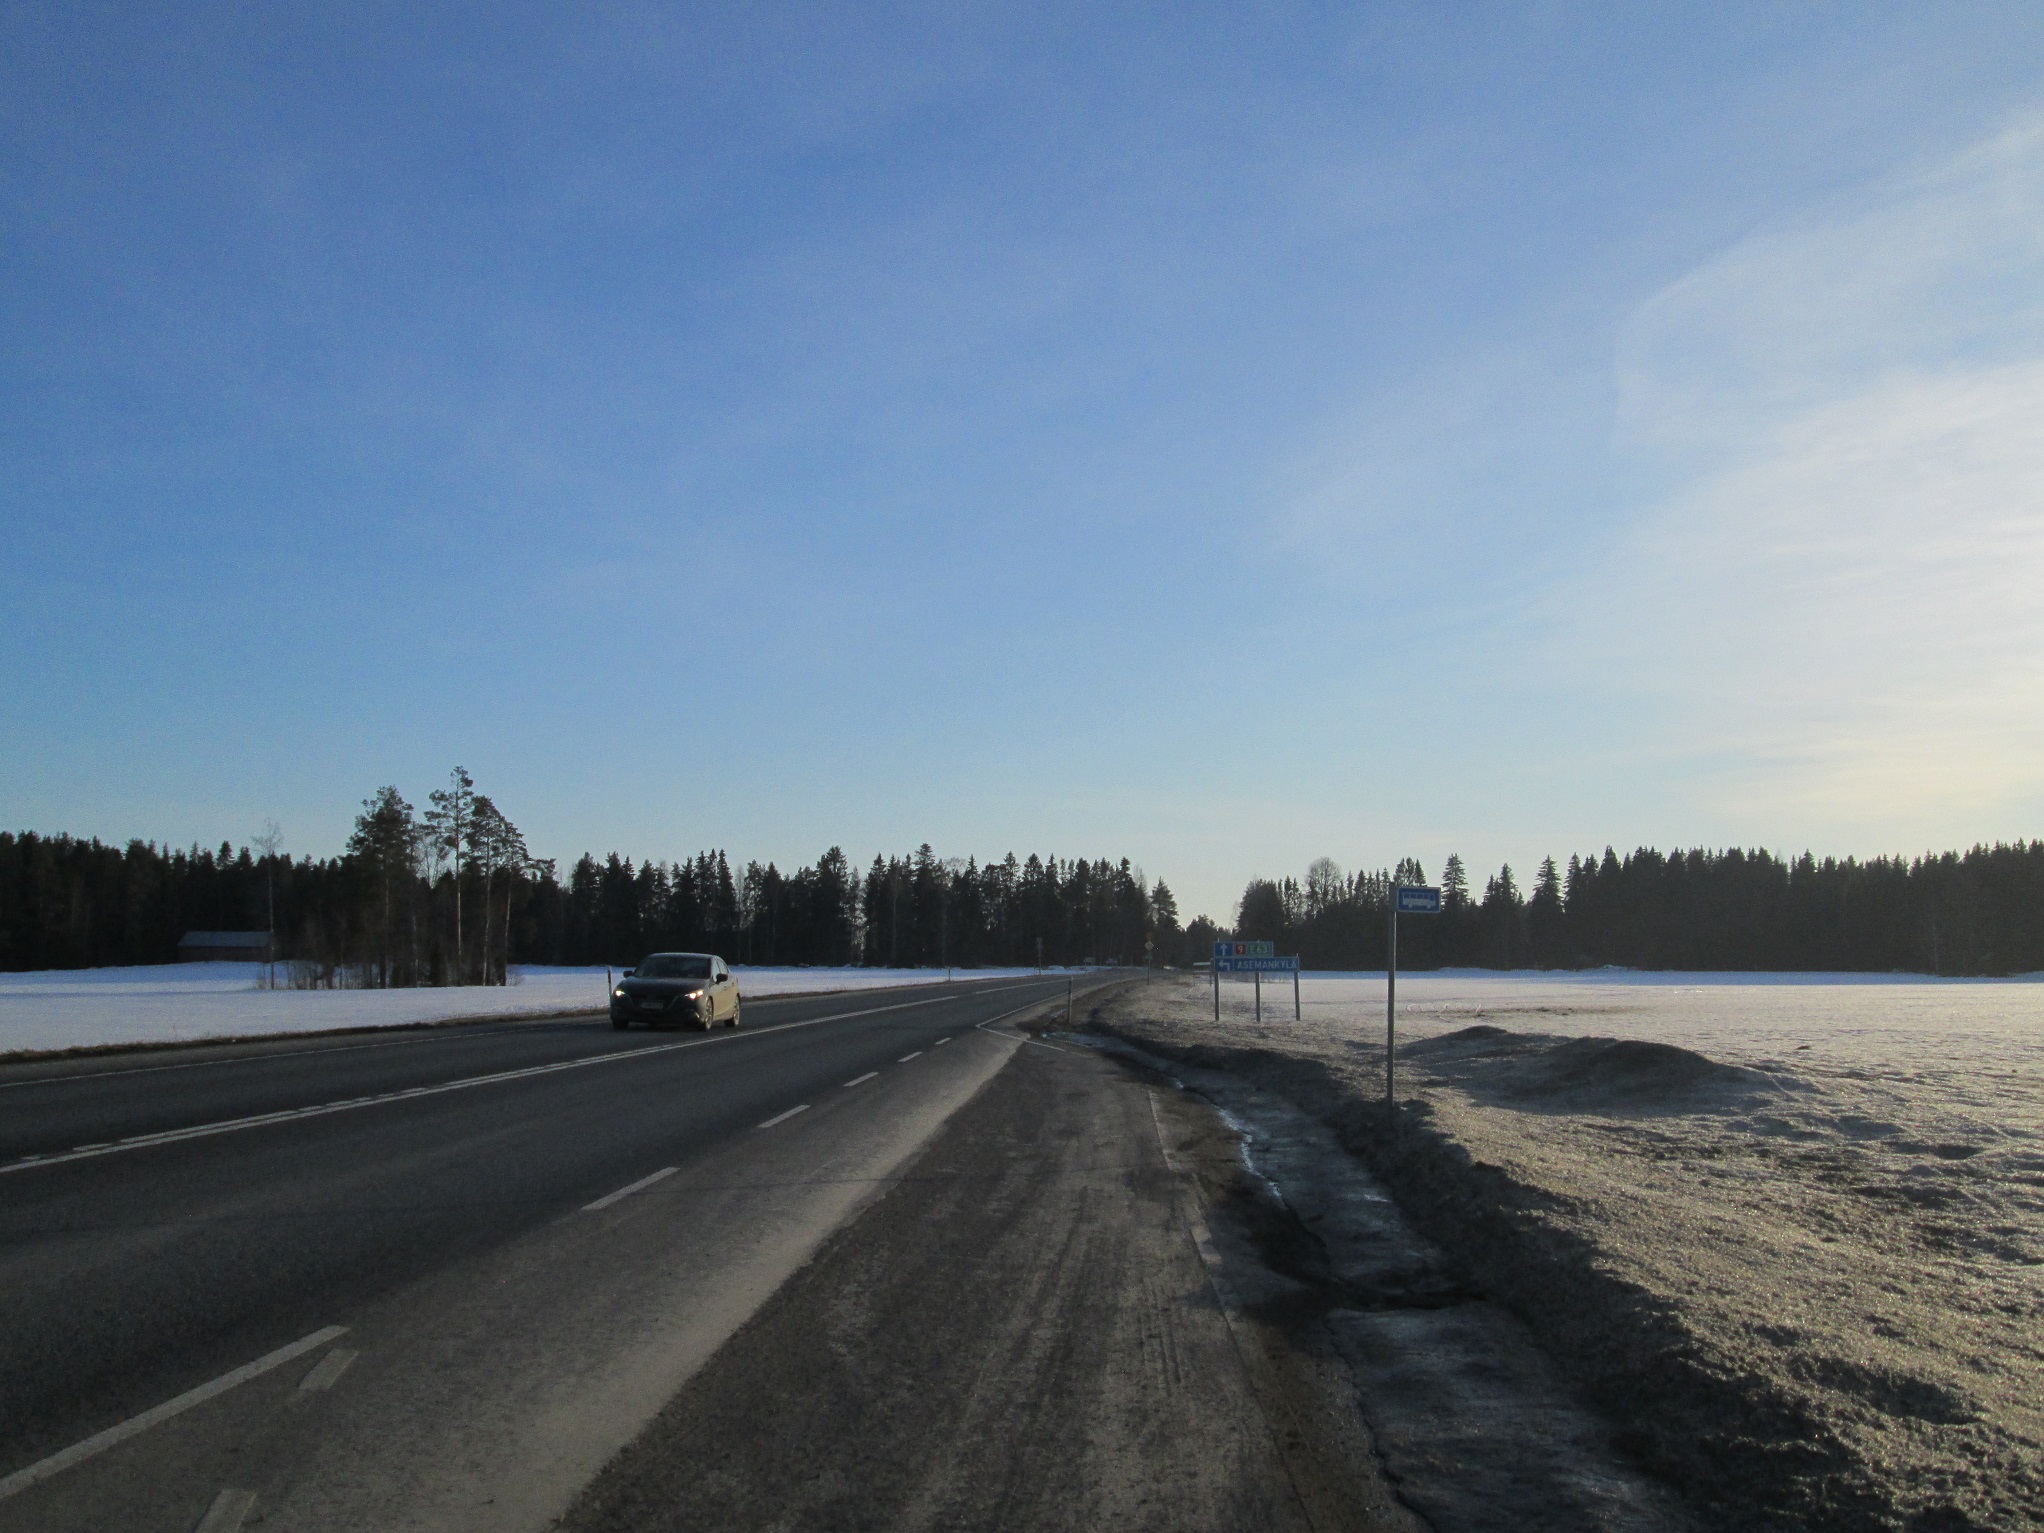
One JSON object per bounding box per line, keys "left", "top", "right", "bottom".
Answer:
{"left": 1580, "top": 116, "right": 2044, "bottom": 840}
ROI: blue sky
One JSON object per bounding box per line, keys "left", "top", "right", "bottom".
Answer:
{"left": 6, "top": 3, "right": 2043, "bottom": 922}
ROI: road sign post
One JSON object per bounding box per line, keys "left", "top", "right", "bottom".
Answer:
{"left": 1386, "top": 884, "right": 1442, "bottom": 1117}
{"left": 1212, "top": 941, "right": 1300, "bottom": 1024}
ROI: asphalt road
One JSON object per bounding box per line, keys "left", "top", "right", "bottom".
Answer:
{"left": 0, "top": 973, "right": 1103, "bottom": 1532}
{"left": 558, "top": 1016, "right": 1413, "bottom": 1533}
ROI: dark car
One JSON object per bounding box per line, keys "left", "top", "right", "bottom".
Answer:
{"left": 610, "top": 952, "right": 741, "bottom": 1031}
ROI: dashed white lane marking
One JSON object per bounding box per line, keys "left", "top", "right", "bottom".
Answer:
{"left": 1147, "top": 1091, "right": 1183, "bottom": 1174}
{"left": 897, "top": 1052, "right": 922, "bottom": 1062}
{"left": 194, "top": 1486, "right": 258, "bottom": 1532}
{"left": 843, "top": 1072, "right": 879, "bottom": 1088}
{"left": 582, "top": 1166, "right": 678, "bottom": 1212}
{"left": 0, "top": 1027, "right": 547, "bottom": 1091}
{"left": 933, "top": 1036, "right": 951, "bottom": 1046}
{"left": 1146, "top": 1091, "right": 1243, "bottom": 1316}
{"left": 1, "top": 986, "right": 1060, "bottom": 1179}
{"left": 756, "top": 1105, "right": 809, "bottom": 1129}
{"left": 296, "top": 1347, "right": 358, "bottom": 1394}
{"left": 0, "top": 1326, "right": 346, "bottom": 1501}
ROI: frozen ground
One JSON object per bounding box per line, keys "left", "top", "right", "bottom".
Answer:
{"left": 0, "top": 962, "right": 1046, "bottom": 1056}
{"left": 1096, "top": 970, "right": 2044, "bottom": 1531}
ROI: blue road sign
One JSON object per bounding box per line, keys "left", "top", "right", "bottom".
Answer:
{"left": 1395, "top": 885, "right": 1443, "bottom": 915}
{"left": 1214, "top": 954, "right": 1300, "bottom": 973}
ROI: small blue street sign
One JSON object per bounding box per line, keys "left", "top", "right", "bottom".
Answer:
{"left": 1396, "top": 885, "right": 1443, "bottom": 915}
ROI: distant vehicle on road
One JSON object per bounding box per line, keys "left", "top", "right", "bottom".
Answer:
{"left": 610, "top": 953, "right": 741, "bottom": 1031}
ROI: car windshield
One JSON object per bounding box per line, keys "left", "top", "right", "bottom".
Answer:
{"left": 637, "top": 955, "right": 712, "bottom": 980}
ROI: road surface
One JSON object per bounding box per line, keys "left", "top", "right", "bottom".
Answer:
{"left": 0, "top": 972, "right": 1409, "bottom": 1532}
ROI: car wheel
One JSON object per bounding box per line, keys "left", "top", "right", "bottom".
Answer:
{"left": 726, "top": 1003, "right": 740, "bottom": 1029}
{"left": 612, "top": 1014, "right": 630, "bottom": 1030}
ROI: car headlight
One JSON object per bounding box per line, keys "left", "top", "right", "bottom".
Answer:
{"left": 614, "top": 987, "right": 627, "bottom": 999}
{"left": 684, "top": 988, "right": 703, "bottom": 1000}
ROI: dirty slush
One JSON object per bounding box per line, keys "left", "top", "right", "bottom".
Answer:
{"left": 1089, "top": 974, "right": 2044, "bottom": 1532}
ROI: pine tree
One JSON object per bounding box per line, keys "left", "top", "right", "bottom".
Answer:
{"left": 1528, "top": 855, "right": 1564, "bottom": 967}
{"left": 424, "top": 767, "right": 475, "bottom": 983}
{"left": 347, "top": 786, "right": 417, "bottom": 988}
{"left": 1441, "top": 854, "right": 1469, "bottom": 910}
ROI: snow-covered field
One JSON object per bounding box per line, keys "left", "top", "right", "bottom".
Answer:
{"left": 1104, "top": 970, "right": 2044, "bottom": 1530}
{"left": 0, "top": 962, "right": 1046, "bottom": 1056}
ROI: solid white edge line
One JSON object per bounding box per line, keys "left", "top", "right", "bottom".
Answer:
{"left": 897, "top": 1052, "right": 922, "bottom": 1062}
{"left": 0, "top": 1325, "right": 346, "bottom": 1501}
{"left": 0, "top": 1030, "right": 527, "bottom": 1091}
{"left": 974, "top": 998, "right": 1071, "bottom": 1050}
{"left": 1, "top": 981, "right": 1066, "bottom": 1178}
{"left": 0, "top": 978, "right": 1052, "bottom": 1091}
{"left": 582, "top": 1165, "right": 679, "bottom": 1212}
{"left": 756, "top": 1105, "right": 809, "bottom": 1129}
{"left": 194, "top": 1486, "right": 258, "bottom": 1533}
{"left": 842, "top": 1072, "right": 879, "bottom": 1088}
{"left": 974, "top": 993, "right": 1073, "bottom": 1032}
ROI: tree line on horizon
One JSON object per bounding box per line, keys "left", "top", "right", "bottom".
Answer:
{"left": 8, "top": 785, "right": 2042, "bottom": 977}
{"left": 1232, "top": 841, "right": 2044, "bottom": 976}
{"left": 0, "top": 773, "right": 1179, "bottom": 979}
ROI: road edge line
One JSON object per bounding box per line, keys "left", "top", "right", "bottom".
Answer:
{"left": 0, "top": 1326, "right": 346, "bottom": 1501}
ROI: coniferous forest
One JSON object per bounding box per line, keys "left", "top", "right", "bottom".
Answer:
{"left": 0, "top": 771, "right": 1173, "bottom": 980}
{"left": 1232, "top": 843, "right": 2044, "bottom": 977}
{"left": 4, "top": 772, "right": 2041, "bottom": 978}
